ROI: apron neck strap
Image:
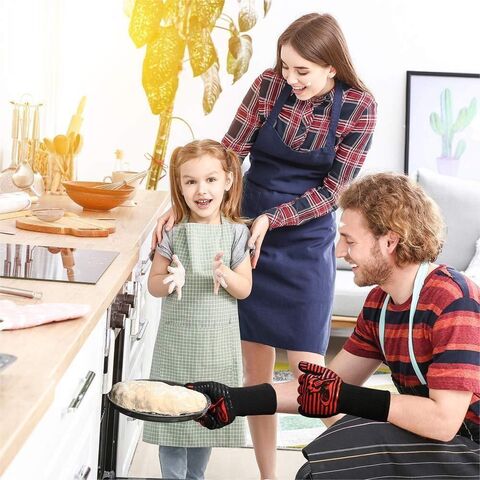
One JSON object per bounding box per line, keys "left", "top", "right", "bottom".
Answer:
{"left": 325, "top": 81, "right": 344, "bottom": 149}
{"left": 379, "top": 262, "right": 430, "bottom": 385}
{"left": 267, "top": 84, "right": 292, "bottom": 125}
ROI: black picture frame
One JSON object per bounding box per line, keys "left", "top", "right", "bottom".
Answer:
{"left": 404, "top": 71, "right": 480, "bottom": 180}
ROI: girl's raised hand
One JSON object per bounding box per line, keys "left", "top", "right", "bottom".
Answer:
{"left": 248, "top": 214, "right": 270, "bottom": 269}
{"left": 213, "top": 252, "right": 228, "bottom": 295}
{"left": 163, "top": 254, "right": 185, "bottom": 300}
{"left": 150, "top": 207, "right": 176, "bottom": 250}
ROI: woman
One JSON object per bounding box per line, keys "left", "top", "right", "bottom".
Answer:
{"left": 154, "top": 13, "right": 377, "bottom": 479}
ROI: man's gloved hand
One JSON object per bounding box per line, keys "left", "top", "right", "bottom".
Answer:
{"left": 163, "top": 254, "right": 185, "bottom": 300}
{"left": 187, "top": 381, "right": 236, "bottom": 429}
{"left": 297, "top": 361, "right": 392, "bottom": 422}
{"left": 187, "top": 381, "right": 277, "bottom": 429}
{"left": 297, "top": 361, "right": 343, "bottom": 417}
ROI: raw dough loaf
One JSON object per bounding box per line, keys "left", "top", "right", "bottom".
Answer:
{"left": 111, "top": 380, "right": 207, "bottom": 415}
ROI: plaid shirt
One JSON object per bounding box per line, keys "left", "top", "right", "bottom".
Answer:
{"left": 222, "top": 69, "right": 377, "bottom": 229}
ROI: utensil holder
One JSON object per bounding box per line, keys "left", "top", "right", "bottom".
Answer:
{"left": 47, "top": 152, "right": 78, "bottom": 194}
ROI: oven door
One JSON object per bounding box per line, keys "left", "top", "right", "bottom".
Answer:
{"left": 97, "top": 309, "right": 124, "bottom": 479}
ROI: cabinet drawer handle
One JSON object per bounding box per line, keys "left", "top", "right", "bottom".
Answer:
{"left": 68, "top": 371, "right": 95, "bottom": 412}
{"left": 140, "top": 258, "right": 150, "bottom": 276}
{"left": 136, "top": 320, "right": 149, "bottom": 341}
{"left": 74, "top": 464, "right": 91, "bottom": 479}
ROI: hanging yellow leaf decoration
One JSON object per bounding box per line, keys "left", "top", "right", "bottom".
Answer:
{"left": 202, "top": 63, "right": 222, "bottom": 114}
{"left": 162, "top": 0, "right": 188, "bottom": 28}
{"left": 128, "top": 0, "right": 164, "bottom": 48}
{"left": 142, "top": 26, "right": 186, "bottom": 114}
{"left": 228, "top": 31, "right": 241, "bottom": 58}
{"left": 238, "top": 0, "right": 257, "bottom": 32}
{"left": 123, "top": 0, "right": 135, "bottom": 18}
{"left": 188, "top": 29, "right": 218, "bottom": 77}
{"left": 190, "top": 0, "right": 224, "bottom": 29}
{"left": 187, "top": 0, "right": 223, "bottom": 77}
{"left": 227, "top": 33, "right": 253, "bottom": 83}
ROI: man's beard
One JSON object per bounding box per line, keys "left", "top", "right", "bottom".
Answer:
{"left": 351, "top": 242, "right": 393, "bottom": 287}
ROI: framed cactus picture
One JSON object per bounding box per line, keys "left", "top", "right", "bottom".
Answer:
{"left": 405, "top": 71, "right": 480, "bottom": 181}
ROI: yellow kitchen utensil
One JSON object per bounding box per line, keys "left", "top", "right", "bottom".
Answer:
{"left": 43, "top": 137, "right": 56, "bottom": 154}
{"left": 53, "top": 134, "right": 69, "bottom": 157}
{"left": 52, "top": 135, "right": 70, "bottom": 193}
{"left": 66, "top": 132, "right": 80, "bottom": 180}
{"left": 74, "top": 134, "right": 82, "bottom": 153}
{"left": 67, "top": 96, "right": 86, "bottom": 136}
{"left": 0, "top": 210, "right": 32, "bottom": 221}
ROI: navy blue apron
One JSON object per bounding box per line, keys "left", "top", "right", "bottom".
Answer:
{"left": 239, "top": 81, "right": 343, "bottom": 354}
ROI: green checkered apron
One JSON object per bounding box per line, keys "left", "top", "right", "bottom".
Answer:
{"left": 143, "top": 222, "right": 246, "bottom": 447}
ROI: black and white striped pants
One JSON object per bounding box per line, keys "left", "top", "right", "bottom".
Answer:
{"left": 296, "top": 416, "right": 480, "bottom": 479}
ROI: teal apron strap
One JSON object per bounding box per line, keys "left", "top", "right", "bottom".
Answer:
{"left": 379, "top": 262, "right": 430, "bottom": 385}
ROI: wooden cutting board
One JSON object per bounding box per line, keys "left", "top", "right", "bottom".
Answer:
{"left": 15, "top": 216, "right": 116, "bottom": 237}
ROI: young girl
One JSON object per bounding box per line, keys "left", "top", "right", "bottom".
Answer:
{"left": 143, "top": 139, "right": 252, "bottom": 480}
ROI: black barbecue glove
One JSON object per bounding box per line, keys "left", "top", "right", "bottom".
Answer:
{"left": 186, "top": 381, "right": 277, "bottom": 430}
{"left": 297, "top": 361, "right": 391, "bottom": 422}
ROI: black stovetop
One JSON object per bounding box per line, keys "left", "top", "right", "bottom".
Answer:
{"left": 0, "top": 243, "right": 119, "bottom": 285}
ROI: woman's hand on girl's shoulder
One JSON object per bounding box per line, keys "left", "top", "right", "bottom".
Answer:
{"left": 151, "top": 207, "right": 175, "bottom": 249}
{"left": 248, "top": 214, "right": 270, "bottom": 268}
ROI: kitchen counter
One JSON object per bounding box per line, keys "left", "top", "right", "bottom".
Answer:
{"left": 0, "top": 190, "right": 169, "bottom": 475}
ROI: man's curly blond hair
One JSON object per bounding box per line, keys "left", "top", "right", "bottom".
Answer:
{"left": 339, "top": 173, "right": 445, "bottom": 266}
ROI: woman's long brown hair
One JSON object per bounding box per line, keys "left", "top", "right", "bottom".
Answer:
{"left": 274, "top": 13, "right": 371, "bottom": 94}
{"left": 169, "top": 139, "right": 244, "bottom": 224}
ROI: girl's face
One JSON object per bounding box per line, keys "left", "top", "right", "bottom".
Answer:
{"left": 179, "top": 154, "right": 233, "bottom": 224}
{"left": 280, "top": 43, "right": 336, "bottom": 100}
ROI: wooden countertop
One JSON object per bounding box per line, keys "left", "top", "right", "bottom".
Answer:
{"left": 0, "top": 189, "right": 169, "bottom": 474}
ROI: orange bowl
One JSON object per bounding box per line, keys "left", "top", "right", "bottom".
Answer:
{"left": 62, "top": 181, "right": 135, "bottom": 211}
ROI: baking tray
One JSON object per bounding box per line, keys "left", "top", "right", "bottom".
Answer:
{"left": 107, "top": 379, "right": 211, "bottom": 423}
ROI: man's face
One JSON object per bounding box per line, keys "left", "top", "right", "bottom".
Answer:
{"left": 336, "top": 209, "right": 393, "bottom": 287}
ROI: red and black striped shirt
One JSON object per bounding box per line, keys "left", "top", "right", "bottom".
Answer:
{"left": 344, "top": 265, "right": 480, "bottom": 442}
{"left": 221, "top": 69, "right": 377, "bottom": 229}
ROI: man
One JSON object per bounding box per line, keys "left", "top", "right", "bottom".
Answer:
{"left": 189, "top": 173, "right": 480, "bottom": 479}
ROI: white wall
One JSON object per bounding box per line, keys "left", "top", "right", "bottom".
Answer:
{"left": 1, "top": 0, "right": 479, "bottom": 189}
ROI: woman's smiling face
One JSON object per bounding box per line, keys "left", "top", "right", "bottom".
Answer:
{"left": 280, "top": 43, "right": 336, "bottom": 100}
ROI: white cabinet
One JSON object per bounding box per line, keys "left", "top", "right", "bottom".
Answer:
{"left": 2, "top": 314, "right": 106, "bottom": 480}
